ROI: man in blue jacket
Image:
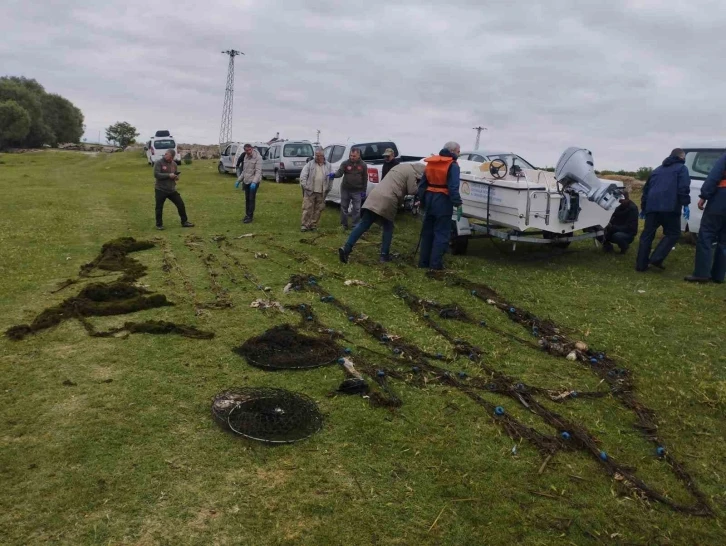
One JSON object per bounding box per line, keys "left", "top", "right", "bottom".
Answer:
{"left": 417, "top": 141, "right": 462, "bottom": 270}
{"left": 635, "top": 148, "right": 691, "bottom": 272}
{"left": 685, "top": 152, "right": 726, "bottom": 283}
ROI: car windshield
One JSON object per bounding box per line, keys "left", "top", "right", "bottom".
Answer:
{"left": 685, "top": 149, "right": 724, "bottom": 180}
{"left": 283, "top": 143, "right": 314, "bottom": 158}
{"left": 153, "top": 140, "right": 175, "bottom": 150}
{"left": 485, "top": 154, "right": 535, "bottom": 170}
{"left": 353, "top": 142, "right": 397, "bottom": 161}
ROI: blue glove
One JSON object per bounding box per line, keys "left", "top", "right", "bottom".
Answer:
{"left": 250, "top": 183, "right": 258, "bottom": 191}
{"left": 683, "top": 206, "right": 690, "bottom": 220}
{"left": 234, "top": 179, "right": 241, "bottom": 188}
{"left": 639, "top": 211, "right": 646, "bottom": 220}
{"left": 327, "top": 173, "right": 335, "bottom": 179}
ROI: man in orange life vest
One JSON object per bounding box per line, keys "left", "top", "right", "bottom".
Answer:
{"left": 416, "top": 141, "right": 463, "bottom": 270}
{"left": 685, "top": 151, "right": 726, "bottom": 283}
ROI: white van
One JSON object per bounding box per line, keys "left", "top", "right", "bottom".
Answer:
{"left": 262, "top": 140, "right": 315, "bottom": 182}
{"left": 682, "top": 143, "right": 726, "bottom": 233}
{"left": 146, "top": 135, "right": 181, "bottom": 165}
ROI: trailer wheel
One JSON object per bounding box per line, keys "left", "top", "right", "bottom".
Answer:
{"left": 450, "top": 221, "right": 469, "bottom": 255}
{"left": 543, "top": 231, "right": 571, "bottom": 249}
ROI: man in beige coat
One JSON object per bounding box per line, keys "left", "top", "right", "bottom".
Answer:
{"left": 299, "top": 149, "right": 334, "bottom": 231}
{"left": 236, "top": 144, "right": 262, "bottom": 223}
{"left": 339, "top": 162, "right": 425, "bottom": 263}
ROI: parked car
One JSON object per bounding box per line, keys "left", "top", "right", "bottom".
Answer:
{"left": 218, "top": 141, "right": 270, "bottom": 175}
{"left": 262, "top": 140, "right": 315, "bottom": 182}
{"left": 323, "top": 140, "right": 423, "bottom": 204}
{"left": 682, "top": 143, "right": 726, "bottom": 233}
{"left": 146, "top": 135, "right": 180, "bottom": 165}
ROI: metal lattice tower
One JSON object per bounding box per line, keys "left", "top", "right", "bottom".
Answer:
{"left": 219, "top": 49, "right": 244, "bottom": 149}
{"left": 472, "top": 126, "right": 487, "bottom": 150}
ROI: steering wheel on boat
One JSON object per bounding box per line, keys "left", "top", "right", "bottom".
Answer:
{"left": 489, "top": 159, "right": 507, "bottom": 179}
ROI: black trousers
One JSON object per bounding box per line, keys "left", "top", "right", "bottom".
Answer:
{"left": 155, "top": 190, "right": 188, "bottom": 227}
{"left": 244, "top": 184, "right": 258, "bottom": 219}
{"left": 635, "top": 211, "right": 680, "bottom": 270}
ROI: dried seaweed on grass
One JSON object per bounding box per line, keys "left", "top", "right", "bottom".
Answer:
{"left": 88, "top": 320, "right": 214, "bottom": 340}
{"left": 234, "top": 324, "right": 341, "bottom": 370}
{"left": 79, "top": 237, "right": 154, "bottom": 283}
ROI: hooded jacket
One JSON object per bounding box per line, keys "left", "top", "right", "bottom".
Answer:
{"left": 363, "top": 163, "right": 425, "bottom": 222}
{"left": 641, "top": 155, "right": 691, "bottom": 213}
{"left": 700, "top": 152, "right": 726, "bottom": 215}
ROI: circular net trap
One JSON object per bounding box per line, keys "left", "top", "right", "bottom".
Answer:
{"left": 211, "top": 387, "right": 323, "bottom": 444}
{"left": 234, "top": 324, "right": 340, "bottom": 370}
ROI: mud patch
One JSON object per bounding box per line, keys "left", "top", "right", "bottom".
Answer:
{"left": 234, "top": 324, "right": 340, "bottom": 370}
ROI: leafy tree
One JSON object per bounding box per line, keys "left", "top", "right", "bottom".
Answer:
{"left": 636, "top": 166, "right": 653, "bottom": 181}
{"left": 0, "top": 76, "right": 85, "bottom": 147}
{"left": 0, "top": 100, "right": 31, "bottom": 147}
{"left": 105, "top": 121, "right": 139, "bottom": 148}
{"left": 42, "top": 94, "right": 84, "bottom": 144}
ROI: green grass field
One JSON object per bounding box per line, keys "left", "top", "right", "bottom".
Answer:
{"left": 0, "top": 150, "right": 724, "bottom": 545}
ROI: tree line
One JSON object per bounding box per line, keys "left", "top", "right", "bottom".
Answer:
{"left": 0, "top": 76, "right": 84, "bottom": 148}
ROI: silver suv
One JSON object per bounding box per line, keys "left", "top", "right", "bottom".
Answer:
{"left": 262, "top": 140, "right": 315, "bottom": 182}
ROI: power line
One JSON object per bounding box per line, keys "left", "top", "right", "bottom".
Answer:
{"left": 472, "top": 126, "right": 487, "bottom": 150}
{"left": 219, "top": 49, "right": 244, "bottom": 150}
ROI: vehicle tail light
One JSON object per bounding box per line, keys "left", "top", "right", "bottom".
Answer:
{"left": 280, "top": 162, "right": 285, "bottom": 169}
{"left": 368, "top": 168, "right": 379, "bottom": 183}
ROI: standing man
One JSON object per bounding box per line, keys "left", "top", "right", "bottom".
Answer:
{"left": 339, "top": 162, "right": 425, "bottom": 264}
{"left": 685, "top": 152, "right": 726, "bottom": 283}
{"left": 154, "top": 149, "right": 194, "bottom": 230}
{"left": 635, "top": 148, "right": 691, "bottom": 271}
{"left": 299, "top": 149, "right": 333, "bottom": 232}
{"left": 381, "top": 148, "right": 400, "bottom": 180}
{"left": 237, "top": 143, "right": 262, "bottom": 223}
{"left": 417, "top": 142, "right": 462, "bottom": 270}
{"left": 600, "top": 190, "right": 639, "bottom": 254}
{"left": 333, "top": 148, "right": 368, "bottom": 230}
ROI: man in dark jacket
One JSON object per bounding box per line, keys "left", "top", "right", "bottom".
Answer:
{"left": 601, "top": 191, "right": 639, "bottom": 253}
{"left": 635, "top": 148, "right": 691, "bottom": 271}
{"left": 381, "top": 148, "right": 400, "bottom": 180}
{"left": 154, "top": 150, "right": 194, "bottom": 230}
{"left": 685, "top": 152, "right": 726, "bottom": 283}
{"left": 417, "top": 141, "right": 462, "bottom": 270}
{"left": 333, "top": 148, "right": 368, "bottom": 229}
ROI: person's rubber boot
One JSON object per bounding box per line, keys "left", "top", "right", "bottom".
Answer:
{"left": 338, "top": 247, "right": 350, "bottom": 264}
{"left": 684, "top": 275, "right": 710, "bottom": 283}
{"left": 181, "top": 221, "right": 195, "bottom": 227}
{"left": 650, "top": 261, "right": 665, "bottom": 270}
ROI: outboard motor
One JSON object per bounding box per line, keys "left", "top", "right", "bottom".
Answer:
{"left": 555, "top": 148, "right": 623, "bottom": 211}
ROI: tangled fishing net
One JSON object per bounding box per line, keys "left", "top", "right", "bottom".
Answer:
{"left": 211, "top": 387, "right": 323, "bottom": 443}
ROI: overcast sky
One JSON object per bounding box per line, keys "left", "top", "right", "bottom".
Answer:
{"left": 2, "top": 0, "right": 725, "bottom": 169}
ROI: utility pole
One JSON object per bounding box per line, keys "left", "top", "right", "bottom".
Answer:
{"left": 219, "top": 49, "right": 244, "bottom": 150}
{"left": 473, "top": 126, "right": 487, "bottom": 150}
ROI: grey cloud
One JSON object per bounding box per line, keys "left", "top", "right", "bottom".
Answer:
{"left": 1, "top": 0, "right": 724, "bottom": 169}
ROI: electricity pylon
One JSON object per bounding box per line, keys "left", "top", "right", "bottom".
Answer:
{"left": 219, "top": 49, "right": 244, "bottom": 149}
{"left": 473, "top": 126, "right": 487, "bottom": 150}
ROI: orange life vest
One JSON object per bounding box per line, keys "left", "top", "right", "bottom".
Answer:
{"left": 719, "top": 178, "right": 726, "bottom": 188}
{"left": 424, "top": 155, "right": 454, "bottom": 194}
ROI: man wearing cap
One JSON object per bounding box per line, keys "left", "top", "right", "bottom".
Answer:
{"left": 381, "top": 148, "right": 400, "bottom": 181}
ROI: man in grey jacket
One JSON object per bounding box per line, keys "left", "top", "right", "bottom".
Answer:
{"left": 299, "top": 149, "right": 333, "bottom": 231}
{"left": 154, "top": 150, "right": 194, "bottom": 230}
{"left": 333, "top": 148, "right": 368, "bottom": 229}
{"left": 237, "top": 143, "right": 263, "bottom": 223}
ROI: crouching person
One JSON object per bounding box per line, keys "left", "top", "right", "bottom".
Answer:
{"left": 299, "top": 149, "right": 333, "bottom": 232}
{"left": 339, "top": 162, "right": 425, "bottom": 263}
{"left": 601, "top": 190, "right": 639, "bottom": 253}
{"left": 154, "top": 150, "right": 194, "bottom": 230}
